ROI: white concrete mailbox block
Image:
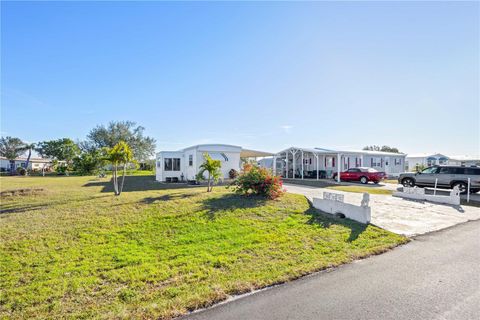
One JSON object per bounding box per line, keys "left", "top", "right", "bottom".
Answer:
{"left": 393, "top": 186, "right": 460, "bottom": 206}
{"left": 313, "top": 192, "right": 371, "bottom": 224}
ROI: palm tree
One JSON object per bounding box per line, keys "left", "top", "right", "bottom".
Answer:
{"left": 0, "top": 136, "right": 25, "bottom": 175}
{"left": 196, "top": 153, "right": 222, "bottom": 192}
{"left": 23, "top": 143, "right": 36, "bottom": 173}
{"left": 104, "top": 141, "right": 135, "bottom": 196}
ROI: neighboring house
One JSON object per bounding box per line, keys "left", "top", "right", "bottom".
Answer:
{"left": 447, "top": 155, "right": 480, "bottom": 167}
{"left": 0, "top": 156, "right": 52, "bottom": 172}
{"left": 405, "top": 153, "right": 449, "bottom": 171}
{"left": 273, "top": 147, "right": 406, "bottom": 180}
{"left": 155, "top": 144, "right": 272, "bottom": 182}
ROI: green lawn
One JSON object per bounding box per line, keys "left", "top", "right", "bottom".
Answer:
{"left": 326, "top": 185, "right": 394, "bottom": 195}
{"left": 0, "top": 175, "right": 407, "bottom": 319}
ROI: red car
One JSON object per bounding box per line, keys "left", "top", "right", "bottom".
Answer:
{"left": 332, "top": 167, "right": 386, "bottom": 184}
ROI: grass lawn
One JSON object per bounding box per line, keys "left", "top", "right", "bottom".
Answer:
{"left": 326, "top": 185, "right": 394, "bottom": 195}
{"left": 0, "top": 175, "right": 407, "bottom": 319}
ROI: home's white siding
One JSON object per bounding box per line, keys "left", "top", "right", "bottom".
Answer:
{"left": 0, "top": 158, "right": 51, "bottom": 172}
{"left": 405, "top": 153, "right": 449, "bottom": 171}
{"left": 155, "top": 144, "right": 243, "bottom": 182}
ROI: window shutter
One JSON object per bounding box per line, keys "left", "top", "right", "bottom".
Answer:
{"left": 332, "top": 157, "right": 335, "bottom": 167}
{"left": 371, "top": 158, "right": 373, "bottom": 167}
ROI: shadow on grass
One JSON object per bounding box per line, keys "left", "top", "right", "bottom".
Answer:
{"left": 0, "top": 203, "right": 48, "bottom": 215}
{"left": 139, "top": 192, "right": 198, "bottom": 204}
{"left": 304, "top": 204, "right": 368, "bottom": 242}
{"left": 201, "top": 193, "right": 267, "bottom": 220}
{"left": 83, "top": 175, "right": 200, "bottom": 193}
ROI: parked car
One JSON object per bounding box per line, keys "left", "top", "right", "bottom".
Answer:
{"left": 398, "top": 165, "right": 480, "bottom": 194}
{"left": 332, "top": 167, "right": 386, "bottom": 184}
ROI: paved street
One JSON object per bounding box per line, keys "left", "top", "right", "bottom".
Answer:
{"left": 285, "top": 184, "right": 480, "bottom": 236}
{"left": 183, "top": 220, "right": 480, "bottom": 320}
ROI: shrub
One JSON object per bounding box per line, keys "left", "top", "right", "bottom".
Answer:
{"left": 228, "top": 168, "right": 238, "bottom": 179}
{"left": 16, "top": 167, "right": 27, "bottom": 176}
{"left": 231, "top": 163, "right": 285, "bottom": 199}
{"left": 73, "top": 150, "right": 104, "bottom": 175}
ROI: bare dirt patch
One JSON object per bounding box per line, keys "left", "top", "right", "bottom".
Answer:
{"left": 0, "top": 188, "right": 46, "bottom": 197}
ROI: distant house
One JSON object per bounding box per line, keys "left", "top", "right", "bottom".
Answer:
{"left": 405, "top": 153, "right": 449, "bottom": 171}
{"left": 155, "top": 144, "right": 272, "bottom": 182}
{"left": 446, "top": 155, "right": 480, "bottom": 167}
{"left": 0, "top": 156, "right": 52, "bottom": 172}
{"left": 273, "top": 147, "right": 406, "bottom": 180}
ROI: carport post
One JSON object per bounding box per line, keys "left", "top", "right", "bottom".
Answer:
{"left": 301, "top": 151, "right": 304, "bottom": 180}
{"left": 292, "top": 152, "right": 296, "bottom": 179}
{"left": 337, "top": 153, "right": 341, "bottom": 183}
{"left": 273, "top": 155, "right": 276, "bottom": 176}
{"left": 314, "top": 153, "right": 319, "bottom": 180}
{"left": 467, "top": 178, "right": 470, "bottom": 203}
{"left": 285, "top": 152, "right": 289, "bottom": 179}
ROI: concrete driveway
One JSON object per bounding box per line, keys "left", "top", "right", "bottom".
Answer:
{"left": 285, "top": 184, "right": 480, "bottom": 236}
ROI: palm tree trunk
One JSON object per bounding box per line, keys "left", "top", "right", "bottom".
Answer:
{"left": 119, "top": 163, "right": 127, "bottom": 195}
{"left": 113, "top": 165, "right": 119, "bottom": 195}
{"left": 207, "top": 172, "right": 211, "bottom": 192}
{"left": 25, "top": 148, "right": 32, "bottom": 174}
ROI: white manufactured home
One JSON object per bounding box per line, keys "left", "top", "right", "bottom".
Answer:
{"left": 273, "top": 147, "right": 406, "bottom": 181}
{"left": 406, "top": 153, "right": 480, "bottom": 171}
{"left": 155, "top": 144, "right": 272, "bottom": 182}
{"left": 405, "top": 153, "right": 449, "bottom": 171}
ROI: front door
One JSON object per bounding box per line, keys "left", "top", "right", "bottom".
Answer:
{"left": 385, "top": 157, "right": 391, "bottom": 175}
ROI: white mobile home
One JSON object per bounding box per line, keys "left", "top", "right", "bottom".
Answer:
{"left": 155, "top": 144, "right": 272, "bottom": 182}
{"left": 446, "top": 155, "right": 480, "bottom": 167}
{"left": 273, "top": 147, "right": 406, "bottom": 181}
{"left": 405, "top": 153, "right": 449, "bottom": 171}
{"left": 0, "top": 156, "right": 52, "bottom": 172}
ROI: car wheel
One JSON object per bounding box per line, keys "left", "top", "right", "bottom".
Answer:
{"left": 373, "top": 181, "right": 379, "bottom": 184}
{"left": 452, "top": 181, "right": 468, "bottom": 194}
{"left": 402, "top": 178, "right": 415, "bottom": 187}
{"left": 360, "top": 176, "right": 368, "bottom": 184}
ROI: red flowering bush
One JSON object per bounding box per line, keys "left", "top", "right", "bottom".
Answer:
{"left": 231, "top": 163, "right": 285, "bottom": 199}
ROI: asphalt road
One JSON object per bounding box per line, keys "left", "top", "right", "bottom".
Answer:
{"left": 183, "top": 220, "right": 480, "bottom": 320}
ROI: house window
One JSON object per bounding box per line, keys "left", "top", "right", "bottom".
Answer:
{"left": 164, "top": 158, "right": 181, "bottom": 171}
{"left": 164, "top": 158, "right": 172, "bottom": 171}
{"left": 326, "top": 157, "right": 334, "bottom": 167}
{"left": 173, "top": 158, "right": 180, "bottom": 171}
{"left": 189, "top": 155, "right": 193, "bottom": 166}
{"left": 371, "top": 158, "right": 381, "bottom": 167}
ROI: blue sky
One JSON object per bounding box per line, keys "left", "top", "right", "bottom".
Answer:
{"left": 1, "top": 1, "right": 479, "bottom": 156}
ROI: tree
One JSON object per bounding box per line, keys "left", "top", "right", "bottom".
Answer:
{"left": 23, "top": 143, "right": 36, "bottom": 173}
{"left": 73, "top": 149, "right": 105, "bottom": 175}
{"left": 87, "top": 121, "right": 156, "bottom": 161}
{"left": 36, "top": 138, "right": 80, "bottom": 173}
{"left": 0, "top": 136, "right": 25, "bottom": 175}
{"left": 104, "top": 141, "right": 135, "bottom": 196}
{"left": 196, "top": 153, "right": 222, "bottom": 192}
{"left": 363, "top": 145, "right": 401, "bottom": 153}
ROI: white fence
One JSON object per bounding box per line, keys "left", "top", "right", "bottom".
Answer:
{"left": 313, "top": 192, "right": 371, "bottom": 224}
{"left": 393, "top": 186, "right": 460, "bottom": 206}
